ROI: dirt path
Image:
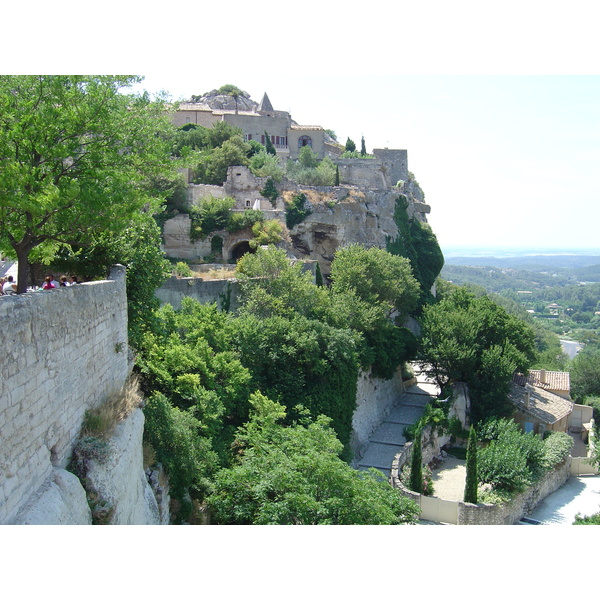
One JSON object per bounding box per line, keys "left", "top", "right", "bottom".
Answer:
{"left": 430, "top": 456, "right": 466, "bottom": 502}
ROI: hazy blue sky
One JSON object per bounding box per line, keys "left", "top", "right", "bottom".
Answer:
{"left": 6, "top": 2, "right": 600, "bottom": 254}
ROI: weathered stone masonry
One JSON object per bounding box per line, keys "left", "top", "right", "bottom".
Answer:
{"left": 0, "top": 267, "right": 130, "bottom": 524}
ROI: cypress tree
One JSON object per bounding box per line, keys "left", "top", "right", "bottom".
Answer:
{"left": 464, "top": 425, "right": 478, "bottom": 504}
{"left": 345, "top": 137, "right": 356, "bottom": 153}
{"left": 264, "top": 131, "right": 276, "bottom": 155}
{"left": 360, "top": 136, "right": 367, "bottom": 156}
{"left": 409, "top": 426, "right": 423, "bottom": 493}
{"left": 335, "top": 165, "right": 340, "bottom": 186}
{"left": 315, "top": 262, "right": 323, "bottom": 287}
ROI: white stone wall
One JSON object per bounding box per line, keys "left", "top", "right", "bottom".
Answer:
{"left": 351, "top": 367, "right": 407, "bottom": 460}
{"left": 0, "top": 267, "right": 130, "bottom": 524}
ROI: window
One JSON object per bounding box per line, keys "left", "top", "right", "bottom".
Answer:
{"left": 244, "top": 133, "right": 253, "bottom": 141}
{"left": 298, "top": 135, "right": 312, "bottom": 148}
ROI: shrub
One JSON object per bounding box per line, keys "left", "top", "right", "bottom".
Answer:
{"left": 478, "top": 437, "right": 532, "bottom": 493}
{"left": 226, "top": 209, "right": 264, "bottom": 233}
{"left": 285, "top": 193, "right": 312, "bottom": 229}
{"left": 81, "top": 376, "right": 143, "bottom": 438}
{"left": 260, "top": 177, "right": 279, "bottom": 205}
{"left": 542, "top": 432, "right": 573, "bottom": 468}
{"left": 574, "top": 512, "right": 600, "bottom": 524}
{"left": 174, "top": 262, "right": 193, "bottom": 277}
{"left": 189, "top": 196, "right": 236, "bottom": 240}
{"left": 399, "top": 463, "right": 434, "bottom": 496}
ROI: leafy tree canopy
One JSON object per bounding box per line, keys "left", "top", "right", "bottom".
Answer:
{"left": 0, "top": 75, "right": 179, "bottom": 292}
{"left": 419, "top": 287, "right": 537, "bottom": 421}
{"left": 330, "top": 244, "right": 420, "bottom": 318}
{"left": 208, "top": 393, "right": 420, "bottom": 525}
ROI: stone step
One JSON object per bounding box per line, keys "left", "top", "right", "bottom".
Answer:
{"left": 386, "top": 404, "right": 425, "bottom": 424}
{"left": 358, "top": 465, "right": 390, "bottom": 477}
{"left": 357, "top": 441, "right": 404, "bottom": 471}
{"left": 406, "top": 381, "right": 440, "bottom": 396}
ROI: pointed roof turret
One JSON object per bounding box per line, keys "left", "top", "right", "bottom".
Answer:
{"left": 258, "top": 92, "right": 274, "bottom": 114}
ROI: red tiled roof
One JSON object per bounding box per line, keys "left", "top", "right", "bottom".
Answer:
{"left": 512, "top": 370, "right": 570, "bottom": 392}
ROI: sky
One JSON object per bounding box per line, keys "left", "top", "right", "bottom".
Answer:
{"left": 4, "top": 1, "right": 600, "bottom": 257}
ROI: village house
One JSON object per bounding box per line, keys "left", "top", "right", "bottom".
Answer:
{"left": 508, "top": 382, "right": 573, "bottom": 435}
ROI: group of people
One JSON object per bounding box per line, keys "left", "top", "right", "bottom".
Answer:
{"left": 0, "top": 274, "right": 80, "bottom": 295}
{"left": 41, "top": 274, "right": 79, "bottom": 290}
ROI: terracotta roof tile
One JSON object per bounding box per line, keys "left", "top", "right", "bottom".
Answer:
{"left": 512, "top": 370, "right": 570, "bottom": 392}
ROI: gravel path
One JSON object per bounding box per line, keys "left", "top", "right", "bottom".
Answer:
{"left": 430, "top": 456, "right": 466, "bottom": 502}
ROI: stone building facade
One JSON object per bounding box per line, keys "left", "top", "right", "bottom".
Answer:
{"left": 173, "top": 91, "right": 333, "bottom": 160}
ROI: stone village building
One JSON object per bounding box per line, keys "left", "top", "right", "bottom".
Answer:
{"left": 166, "top": 89, "right": 421, "bottom": 268}
{"left": 172, "top": 90, "right": 339, "bottom": 161}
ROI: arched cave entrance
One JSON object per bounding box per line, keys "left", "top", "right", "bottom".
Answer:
{"left": 230, "top": 241, "right": 255, "bottom": 262}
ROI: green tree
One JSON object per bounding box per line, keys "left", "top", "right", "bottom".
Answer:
{"left": 570, "top": 347, "right": 600, "bottom": 402}
{"left": 193, "top": 136, "right": 250, "bottom": 185}
{"left": 419, "top": 288, "right": 537, "bottom": 421}
{"left": 208, "top": 394, "right": 420, "bottom": 524}
{"left": 330, "top": 244, "right": 420, "bottom": 319}
{"left": 48, "top": 212, "right": 171, "bottom": 349}
{"left": 464, "top": 425, "right": 478, "bottom": 503}
{"left": 249, "top": 220, "right": 284, "bottom": 249}
{"left": 285, "top": 192, "right": 312, "bottom": 229}
{"left": 249, "top": 151, "right": 284, "bottom": 182}
{"left": 360, "top": 135, "right": 367, "bottom": 156}
{"left": 0, "top": 75, "right": 177, "bottom": 293}
{"left": 345, "top": 137, "right": 356, "bottom": 153}
{"left": 409, "top": 426, "right": 423, "bottom": 493}
{"left": 260, "top": 177, "right": 279, "bottom": 205}
{"left": 335, "top": 164, "right": 340, "bottom": 186}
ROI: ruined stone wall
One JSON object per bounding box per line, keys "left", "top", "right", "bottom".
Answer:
{"left": 0, "top": 267, "right": 130, "bottom": 524}
{"left": 335, "top": 158, "right": 388, "bottom": 189}
{"left": 155, "top": 277, "right": 240, "bottom": 311}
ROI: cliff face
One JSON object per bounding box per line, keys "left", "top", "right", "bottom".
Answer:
{"left": 162, "top": 162, "right": 433, "bottom": 278}
{"left": 13, "top": 408, "right": 166, "bottom": 525}
{"left": 286, "top": 180, "right": 430, "bottom": 277}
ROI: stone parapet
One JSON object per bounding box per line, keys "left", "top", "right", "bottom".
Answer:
{"left": 0, "top": 267, "right": 129, "bottom": 524}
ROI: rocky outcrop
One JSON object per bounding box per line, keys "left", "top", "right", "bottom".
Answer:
{"left": 75, "top": 409, "right": 165, "bottom": 525}
{"left": 14, "top": 408, "right": 166, "bottom": 525}
{"left": 286, "top": 182, "right": 429, "bottom": 277}
{"left": 14, "top": 468, "right": 92, "bottom": 525}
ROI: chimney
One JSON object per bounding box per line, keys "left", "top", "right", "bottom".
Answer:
{"left": 539, "top": 369, "right": 546, "bottom": 384}
{"left": 525, "top": 390, "right": 530, "bottom": 408}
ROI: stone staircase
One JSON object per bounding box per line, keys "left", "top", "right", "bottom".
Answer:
{"left": 354, "top": 364, "right": 440, "bottom": 477}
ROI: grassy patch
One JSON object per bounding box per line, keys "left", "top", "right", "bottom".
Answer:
{"left": 82, "top": 375, "right": 143, "bottom": 438}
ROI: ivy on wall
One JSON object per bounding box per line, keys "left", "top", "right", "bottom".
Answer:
{"left": 386, "top": 195, "right": 445, "bottom": 310}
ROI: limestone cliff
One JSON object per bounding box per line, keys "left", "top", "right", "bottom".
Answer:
{"left": 13, "top": 408, "right": 167, "bottom": 525}
{"left": 162, "top": 161, "right": 434, "bottom": 280}
{"left": 284, "top": 178, "right": 431, "bottom": 278}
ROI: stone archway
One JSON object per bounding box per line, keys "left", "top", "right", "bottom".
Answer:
{"left": 229, "top": 240, "right": 255, "bottom": 262}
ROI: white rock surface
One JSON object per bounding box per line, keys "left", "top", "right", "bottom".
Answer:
{"left": 85, "top": 409, "right": 160, "bottom": 525}
{"left": 15, "top": 468, "right": 91, "bottom": 525}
